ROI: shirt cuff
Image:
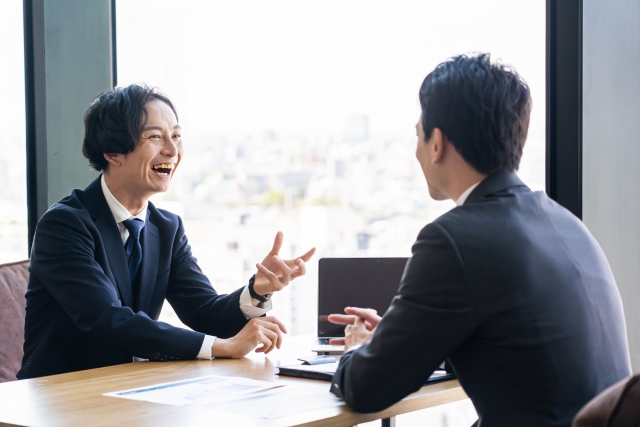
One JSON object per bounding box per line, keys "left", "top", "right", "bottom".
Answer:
{"left": 197, "top": 335, "right": 217, "bottom": 359}
{"left": 344, "top": 343, "right": 363, "bottom": 354}
{"left": 239, "top": 284, "right": 272, "bottom": 318}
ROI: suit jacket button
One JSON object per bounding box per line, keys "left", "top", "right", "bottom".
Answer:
{"left": 161, "top": 355, "right": 168, "bottom": 361}
{"left": 154, "top": 352, "right": 161, "bottom": 360}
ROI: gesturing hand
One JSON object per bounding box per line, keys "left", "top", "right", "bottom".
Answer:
{"left": 253, "top": 231, "right": 316, "bottom": 297}
{"left": 327, "top": 307, "right": 382, "bottom": 351}
{"left": 211, "top": 316, "right": 288, "bottom": 358}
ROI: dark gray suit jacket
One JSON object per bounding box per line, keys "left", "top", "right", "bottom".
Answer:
{"left": 330, "top": 172, "right": 631, "bottom": 427}
{"left": 18, "top": 176, "right": 248, "bottom": 379}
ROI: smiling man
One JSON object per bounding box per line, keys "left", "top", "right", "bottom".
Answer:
{"left": 18, "top": 84, "right": 314, "bottom": 379}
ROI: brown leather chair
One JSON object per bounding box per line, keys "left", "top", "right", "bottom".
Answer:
{"left": 573, "top": 373, "right": 640, "bottom": 427}
{"left": 0, "top": 260, "right": 30, "bottom": 382}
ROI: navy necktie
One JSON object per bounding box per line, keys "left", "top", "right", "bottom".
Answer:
{"left": 122, "top": 218, "right": 144, "bottom": 285}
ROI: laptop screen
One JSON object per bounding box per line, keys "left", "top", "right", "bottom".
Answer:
{"left": 317, "top": 257, "right": 409, "bottom": 337}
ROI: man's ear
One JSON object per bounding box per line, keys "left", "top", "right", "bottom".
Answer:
{"left": 429, "top": 128, "right": 446, "bottom": 165}
{"left": 103, "top": 152, "right": 123, "bottom": 168}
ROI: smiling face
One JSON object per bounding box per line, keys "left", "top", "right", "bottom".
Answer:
{"left": 104, "top": 99, "right": 183, "bottom": 205}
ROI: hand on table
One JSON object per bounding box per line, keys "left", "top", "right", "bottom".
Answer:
{"left": 327, "top": 307, "right": 382, "bottom": 351}
{"left": 253, "top": 231, "right": 316, "bottom": 296}
{"left": 211, "top": 316, "right": 287, "bottom": 358}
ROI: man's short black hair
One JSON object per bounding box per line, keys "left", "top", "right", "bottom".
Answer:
{"left": 82, "top": 84, "right": 178, "bottom": 171}
{"left": 419, "top": 53, "right": 531, "bottom": 174}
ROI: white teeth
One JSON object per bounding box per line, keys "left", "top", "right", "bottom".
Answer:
{"left": 151, "top": 163, "right": 175, "bottom": 170}
{"left": 151, "top": 163, "right": 174, "bottom": 177}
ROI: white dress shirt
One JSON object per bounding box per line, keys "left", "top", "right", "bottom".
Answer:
{"left": 455, "top": 181, "right": 482, "bottom": 206}
{"left": 100, "top": 175, "right": 271, "bottom": 359}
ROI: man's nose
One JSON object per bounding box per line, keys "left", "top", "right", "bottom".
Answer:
{"left": 161, "top": 136, "right": 179, "bottom": 157}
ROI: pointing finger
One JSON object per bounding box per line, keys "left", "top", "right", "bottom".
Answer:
{"left": 344, "top": 307, "right": 381, "bottom": 324}
{"left": 327, "top": 314, "right": 357, "bottom": 325}
{"left": 270, "top": 231, "right": 284, "bottom": 256}
{"left": 298, "top": 247, "right": 316, "bottom": 262}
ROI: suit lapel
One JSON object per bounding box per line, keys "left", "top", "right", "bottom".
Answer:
{"left": 137, "top": 210, "right": 159, "bottom": 314}
{"left": 83, "top": 176, "right": 134, "bottom": 308}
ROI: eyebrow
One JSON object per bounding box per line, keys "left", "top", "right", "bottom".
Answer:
{"left": 142, "top": 124, "right": 182, "bottom": 132}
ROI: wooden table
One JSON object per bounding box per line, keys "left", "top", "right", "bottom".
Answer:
{"left": 0, "top": 335, "right": 466, "bottom": 426}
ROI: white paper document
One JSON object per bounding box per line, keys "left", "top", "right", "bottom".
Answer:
{"left": 104, "top": 375, "right": 282, "bottom": 406}
{"left": 207, "top": 385, "right": 345, "bottom": 420}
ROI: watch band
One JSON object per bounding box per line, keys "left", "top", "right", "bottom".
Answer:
{"left": 248, "top": 275, "right": 272, "bottom": 303}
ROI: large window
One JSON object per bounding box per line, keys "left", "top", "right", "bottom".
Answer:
{"left": 117, "top": 0, "right": 545, "bottom": 426}
{"left": 117, "top": 2, "right": 544, "bottom": 424}
{"left": 116, "top": 0, "right": 544, "bottom": 329}
{"left": 0, "top": 1, "right": 28, "bottom": 264}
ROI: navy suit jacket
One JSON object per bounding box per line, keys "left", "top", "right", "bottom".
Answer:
{"left": 18, "top": 176, "right": 248, "bottom": 379}
{"left": 330, "top": 172, "right": 631, "bottom": 427}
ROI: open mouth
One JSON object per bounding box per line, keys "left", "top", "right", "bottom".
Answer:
{"left": 150, "top": 163, "right": 175, "bottom": 177}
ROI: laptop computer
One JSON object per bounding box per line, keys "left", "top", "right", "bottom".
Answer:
{"left": 311, "top": 257, "right": 409, "bottom": 354}
{"left": 277, "top": 362, "right": 455, "bottom": 384}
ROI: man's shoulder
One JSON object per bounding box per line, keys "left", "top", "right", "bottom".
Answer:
{"left": 417, "top": 199, "right": 489, "bottom": 237}
{"left": 31, "top": 190, "right": 98, "bottom": 262}
{"left": 418, "top": 189, "right": 560, "bottom": 241}
{"left": 40, "top": 189, "right": 92, "bottom": 224}
{"left": 419, "top": 190, "right": 591, "bottom": 263}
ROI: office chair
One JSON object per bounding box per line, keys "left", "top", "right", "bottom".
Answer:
{"left": 572, "top": 373, "right": 640, "bottom": 427}
{"left": 0, "top": 260, "right": 29, "bottom": 382}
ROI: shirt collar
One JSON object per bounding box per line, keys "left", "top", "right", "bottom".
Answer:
{"left": 100, "top": 174, "right": 147, "bottom": 224}
{"left": 455, "top": 181, "right": 482, "bottom": 206}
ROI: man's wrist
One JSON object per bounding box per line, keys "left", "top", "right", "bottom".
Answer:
{"left": 249, "top": 275, "right": 272, "bottom": 302}
{"left": 344, "top": 343, "right": 364, "bottom": 353}
{"left": 211, "top": 338, "right": 230, "bottom": 358}
{"left": 197, "top": 335, "right": 217, "bottom": 359}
